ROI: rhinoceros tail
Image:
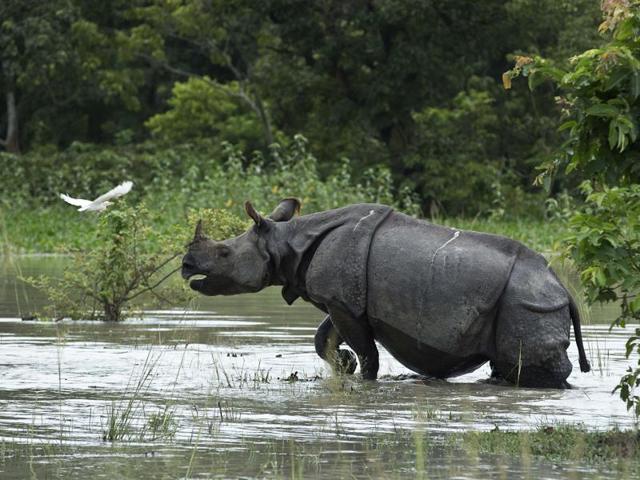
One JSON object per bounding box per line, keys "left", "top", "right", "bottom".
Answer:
{"left": 568, "top": 295, "right": 591, "bottom": 373}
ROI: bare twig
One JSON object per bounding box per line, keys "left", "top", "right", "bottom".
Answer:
{"left": 125, "top": 265, "right": 181, "bottom": 302}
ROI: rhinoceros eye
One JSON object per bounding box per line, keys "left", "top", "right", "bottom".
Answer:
{"left": 217, "top": 245, "right": 231, "bottom": 258}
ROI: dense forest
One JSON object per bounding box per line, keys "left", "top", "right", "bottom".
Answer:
{"left": 1, "top": 0, "right": 602, "bottom": 216}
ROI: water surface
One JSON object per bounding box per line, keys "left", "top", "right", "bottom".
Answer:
{"left": 0, "top": 256, "right": 636, "bottom": 479}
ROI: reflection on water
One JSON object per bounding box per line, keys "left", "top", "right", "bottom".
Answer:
{"left": 0, "top": 256, "right": 637, "bottom": 479}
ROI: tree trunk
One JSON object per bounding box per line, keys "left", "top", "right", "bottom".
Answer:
{"left": 1, "top": 91, "right": 20, "bottom": 154}
{"left": 103, "top": 301, "right": 122, "bottom": 322}
{"left": 253, "top": 94, "right": 274, "bottom": 147}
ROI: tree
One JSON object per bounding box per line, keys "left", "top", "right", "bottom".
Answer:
{"left": 506, "top": 0, "right": 640, "bottom": 415}
{"left": 0, "top": 0, "right": 604, "bottom": 217}
{"left": 145, "top": 76, "right": 264, "bottom": 149}
{"left": 0, "top": 0, "right": 77, "bottom": 153}
{"left": 125, "top": 0, "right": 277, "bottom": 147}
{"left": 0, "top": 0, "right": 147, "bottom": 152}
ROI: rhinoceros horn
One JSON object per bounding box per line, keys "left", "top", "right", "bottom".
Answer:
{"left": 193, "top": 219, "right": 206, "bottom": 242}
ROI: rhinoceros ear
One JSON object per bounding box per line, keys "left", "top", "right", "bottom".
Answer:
{"left": 268, "top": 198, "right": 301, "bottom": 222}
{"left": 244, "top": 200, "right": 264, "bottom": 226}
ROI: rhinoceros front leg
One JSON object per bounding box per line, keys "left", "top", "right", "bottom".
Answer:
{"left": 328, "top": 307, "right": 379, "bottom": 380}
{"left": 314, "top": 316, "right": 357, "bottom": 375}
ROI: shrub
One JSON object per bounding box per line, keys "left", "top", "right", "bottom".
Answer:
{"left": 24, "top": 203, "right": 248, "bottom": 321}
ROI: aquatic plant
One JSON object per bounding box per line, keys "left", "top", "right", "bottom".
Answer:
{"left": 461, "top": 424, "right": 640, "bottom": 464}
{"left": 103, "top": 350, "right": 160, "bottom": 442}
{"left": 144, "top": 410, "right": 178, "bottom": 441}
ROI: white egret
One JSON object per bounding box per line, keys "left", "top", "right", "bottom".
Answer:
{"left": 59, "top": 181, "right": 133, "bottom": 212}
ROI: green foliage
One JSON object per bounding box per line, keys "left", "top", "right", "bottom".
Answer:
{"left": 25, "top": 203, "right": 190, "bottom": 321}
{"left": 1, "top": 0, "right": 604, "bottom": 215}
{"left": 408, "top": 88, "right": 501, "bottom": 215}
{"left": 0, "top": 0, "right": 145, "bottom": 149}
{"left": 3, "top": 133, "right": 417, "bottom": 207}
{"left": 508, "top": 0, "right": 640, "bottom": 416}
{"left": 145, "top": 77, "right": 264, "bottom": 150}
{"left": 11, "top": 134, "right": 417, "bottom": 320}
{"left": 2, "top": 134, "right": 420, "bottom": 253}
{"left": 568, "top": 183, "right": 640, "bottom": 414}
{"left": 186, "top": 209, "right": 249, "bottom": 242}
{"left": 183, "top": 134, "right": 421, "bottom": 217}
{"left": 23, "top": 202, "right": 252, "bottom": 321}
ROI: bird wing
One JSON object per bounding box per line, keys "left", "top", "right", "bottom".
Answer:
{"left": 59, "top": 193, "right": 92, "bottom": 208}
{"left": 82, "top": 181, "right": 134, "bottom": 210}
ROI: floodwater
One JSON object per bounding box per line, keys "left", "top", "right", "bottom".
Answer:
{"left": 0, "top": 256, "right": 637, "bottom": 479}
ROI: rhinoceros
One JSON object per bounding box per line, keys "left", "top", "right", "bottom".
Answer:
{"left": 181, "top": 199, "right": 591, "bottom": 388}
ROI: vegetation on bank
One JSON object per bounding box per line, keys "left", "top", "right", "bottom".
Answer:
{"left": 2, "top": 205, "right": 570, "bottom": 256}
{"left": 6, "top": 134, "right": 422, "bottom": 320}
{"left": 0, "top": 134, "right": 419, "bottom": 254}
{"left": 459, "top": 424, "right": 640, "bottom": 466}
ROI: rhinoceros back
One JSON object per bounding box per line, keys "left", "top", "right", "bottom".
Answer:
{"left": 367, "top": 211, "right": 524, "bottom": 376}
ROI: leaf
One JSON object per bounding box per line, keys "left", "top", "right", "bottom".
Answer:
{"left": 632, "top": 71, "right": 640, "bottom": 99}
{"left": 502, "top": 72, "right": 512, "bottom": 90}
{"left": 630, "top": 296, "right": 640, "bottom": 314}
{"left": 609, "top": 121, "right": 619, "bottom": 150}
{"left": 558, "top": 120, "right": 577, "bottom": 132}
{"left": 586, "top": 103, "right": 620, "bottom": 117}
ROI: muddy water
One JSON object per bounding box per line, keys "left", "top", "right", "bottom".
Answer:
{"left": 0, "top": 256, "right": 637, "bottom": 479}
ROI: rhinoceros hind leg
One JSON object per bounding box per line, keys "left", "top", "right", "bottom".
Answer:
{"left": 494, "top": 290, "right": 575, "bottom": 388}
{"left": 328, "top": 307, "right": 379, "bottom": 380}
{"left": 314, "top": 316, "right": 357, "bottom": 375}
{"left": 492, "top": 341, "right": 573, "bottom": 389}
{"left": 492, "top": 360, "right": 572, "bottom": 388}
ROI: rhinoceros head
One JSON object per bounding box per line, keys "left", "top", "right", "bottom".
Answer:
{"left": 181, "top": 198, "right": 300, "bottom": 296}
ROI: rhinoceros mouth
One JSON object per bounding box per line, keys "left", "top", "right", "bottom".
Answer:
{"left": 186, "top": 274, "right": 207, "bottom": 291}
{"left": 184, "top": 271, "right": 253, "bottom": 296}
{"left": 181, "top": 265, "right": 209, "bottom": 291}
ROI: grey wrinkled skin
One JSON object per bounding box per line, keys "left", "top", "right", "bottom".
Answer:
{"left": 182, "top": 200, "right": 591, "bottom": 388}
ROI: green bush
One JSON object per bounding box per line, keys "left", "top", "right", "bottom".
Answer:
{"left": 145, "top": 77, "right": 265, "bottom": 151}
{"left": 174, "top": 134, "right": 421, "bottom": 217}
{"left": 16, "top": 134, "right": 420, "bottom": 320}
{"left": 25, "top": 202, "right": 249, "bottom": 321}
{"left": 26, "top": 204, "right": 180, "bottom": 321}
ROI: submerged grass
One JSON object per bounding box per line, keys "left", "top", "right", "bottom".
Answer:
{"left": 102, "top": 349, "right": 159, "bottom": 442}
{"left": 3, "top": 424, "right": 640, "bottom": 479}
{"left": 459, "top": 424, "right": 640, "bottom": 465}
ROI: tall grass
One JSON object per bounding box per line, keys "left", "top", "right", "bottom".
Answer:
{"left": 102, "top": 349, "right": 160, "bottom": 442}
